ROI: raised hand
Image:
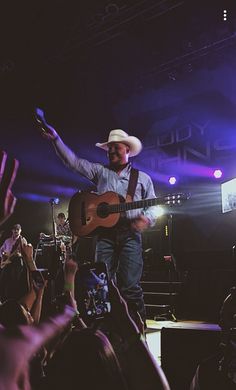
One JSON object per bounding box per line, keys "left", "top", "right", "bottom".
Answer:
{"left": 21, "top": 242, "right": 37, "bottom": 271}
{"left": 0, "top": 150, "right": 19, "bottom": 226}
{"left": 64, "top": 257, "right": 78, "bottom": 307}
{"left": 0, "top": 305, "right": 75, "bottom": 390}
{"left": 109, "top": 279, "right": 140, "bottom": 339}
{"left": 64, "top": 257, "right": 78, "bottom": 277}
{"left": 35, "top": 107, "right": 58, "bottom": 141}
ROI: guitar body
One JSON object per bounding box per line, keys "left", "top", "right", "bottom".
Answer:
{"left": 68, "top": 190, "right": 189, "bottom": 237}
{"left": 68, "top": 191, "right": 121, "bottom": 237}
{"left": 0, "top": 251, "right": 21, "bottom": 269}
{"left": 0, "top": 254, "right": 12, "bottom": 269}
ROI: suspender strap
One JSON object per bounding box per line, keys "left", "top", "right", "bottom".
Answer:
{"left": 126, "top": 168, "right": 139, "bottom": 201}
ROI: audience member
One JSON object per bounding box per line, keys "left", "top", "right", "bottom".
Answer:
{"left": 42, "top": 327, "right": 129, "bottom": 390}
{"left": 39, "top": 275, "right": 170, "bottom": 390}
{"left": 0, "top": 305, "right": 76, "bottom": 390}
{"left": 0, "top": 272, "right": 48, "bottom": 387}
{"left": 107, "top": 280, "right": 170, "bottom": 390}
{"left": 0, "top": 299, "right": 33, "bottom": 327}
{"left": 0, "top": 272, "right": 47, "bottom": 328}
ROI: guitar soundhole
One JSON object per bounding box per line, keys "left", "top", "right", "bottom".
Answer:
{"left": 97, "top": 202, "right": 109, "bottom": 218}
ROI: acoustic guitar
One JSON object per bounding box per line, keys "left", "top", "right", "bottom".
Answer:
{"left": 68, "top": 191, "right": 189, "bottom": 237}
{"left": 0, "top": 248, "right": 22, "bottom": 269}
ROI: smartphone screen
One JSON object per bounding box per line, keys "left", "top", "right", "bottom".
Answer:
{"left": 76, "top": 262, "right": 111, "bottom": 323}
{"left": 31, "top": 270, "right": 45, "bottom": 288}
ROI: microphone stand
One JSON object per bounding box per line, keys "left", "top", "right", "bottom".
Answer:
{"left": 164, "top": 213, "right": 177, "bottom": 322}
{"left": 48, "top": 198, "right": 59, "bottom": 304}
{"left": 50, "top": 199, "right": 57, "bottom": 246}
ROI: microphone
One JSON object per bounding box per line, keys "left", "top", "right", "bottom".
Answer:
{"left": 35, "top": 107, "right": 50, "bottom": 135}
{"left": 35, "top": 107, "right": 45, "bottom": 124}
{"left": 49, "top": 198, "right": 60, "bottom": 205}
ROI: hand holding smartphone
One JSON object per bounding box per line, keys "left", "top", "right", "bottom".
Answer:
{"left": 31, "top": 270, "right": 46, "bottom": 289}
{"left": 76, "top": 262, "right": 111, "bottom": 324}
{"left": 35, "top": 108, "right": 58, "bottom": 140}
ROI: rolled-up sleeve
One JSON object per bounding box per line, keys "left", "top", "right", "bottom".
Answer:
{"left": 141, "top": 174, "right": 158, "bottom": 227}
{"left": 52, "top": 137, "right": 102, "bottom": 183}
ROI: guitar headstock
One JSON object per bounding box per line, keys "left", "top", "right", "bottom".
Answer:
{"left": 164, "top": 193, "right": 190, "bottom": 206}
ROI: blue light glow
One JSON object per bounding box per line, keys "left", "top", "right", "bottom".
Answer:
{"left": 18, "top": 193, "right": 53, "bottom": 202}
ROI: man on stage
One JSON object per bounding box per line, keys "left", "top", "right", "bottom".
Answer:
{"left": 35, "top": 108, "right": 158, "bottom": 324}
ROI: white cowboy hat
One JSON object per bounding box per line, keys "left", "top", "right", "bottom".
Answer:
{"left": 95, "top": 129, "right": 142, "bottom": 157}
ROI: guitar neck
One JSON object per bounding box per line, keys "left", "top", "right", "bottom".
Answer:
{"left": 108, "top": 194, "right": 186, "bottom": 214}
{"left": 108, "top": 197, "right": 164, "bottom": 213}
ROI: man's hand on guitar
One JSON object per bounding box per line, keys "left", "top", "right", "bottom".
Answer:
{"left": 131, "top": 214, "right": 150, "bottom": 232}
{"left": 35, "top": 107, "right": 58, "bottom": 141}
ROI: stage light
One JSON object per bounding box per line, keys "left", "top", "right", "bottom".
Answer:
{"left": 213, "top": 169, "right": 223, "bottom": 179}
{"left": 223, "top": 9, "right": 227, "bottom": 21}
{"left": 155, "top": 206, "right": 165, "bottom": 218}
{"left": 168, "top": 176, "right": 177, "bottom": 185}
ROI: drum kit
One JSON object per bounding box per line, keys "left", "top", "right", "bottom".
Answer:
{"left": 34, "top": 198, "right": 75, "bottom": 282}
{"left": 34, "top": 232, "right": 72, "bottom": 272}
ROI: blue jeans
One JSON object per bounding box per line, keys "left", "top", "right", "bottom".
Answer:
{"left": 95, "top": 227, "right": 146, "bottom": 321}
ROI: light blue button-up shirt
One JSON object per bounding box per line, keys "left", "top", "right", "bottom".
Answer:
{"left": 53, "top": 137, "right": 158, "bottom": 225}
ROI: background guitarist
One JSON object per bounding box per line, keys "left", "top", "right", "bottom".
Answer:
{"left": 36, "top": 108, "right": 158, "bottom": 326}
{"left": 0, "top": 224, "right": 29, "bottom": 301}
{"left": 0, "top": 223, "right": 27, "bottom": 268}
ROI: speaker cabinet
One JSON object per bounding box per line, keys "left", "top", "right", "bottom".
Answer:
{"left": 161, "top": 327, "right": 221, "bottom": 390}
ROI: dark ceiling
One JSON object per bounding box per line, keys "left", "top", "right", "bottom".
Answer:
{"left": 2, "top": 0, "right": 236, "bottom": 250}
{"left": 2, "top": 0, "right": 235, "bottom": 124}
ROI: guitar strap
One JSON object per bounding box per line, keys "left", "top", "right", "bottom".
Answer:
{"left": 126, "top": 167, "right": 139, "bottom": 201}
{"left": 10, "top": 236, "right": 21, "bottom": 254}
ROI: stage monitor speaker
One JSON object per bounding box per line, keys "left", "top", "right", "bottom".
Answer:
{"left": 161, "top": 327, "right": 221, "bottom": 390}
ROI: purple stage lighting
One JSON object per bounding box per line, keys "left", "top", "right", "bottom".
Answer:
{"left": 168, "top": 176, "right": 177, "bottom": 185}
{"left": 213, "top": 169, "right": 223, "bottom": 179}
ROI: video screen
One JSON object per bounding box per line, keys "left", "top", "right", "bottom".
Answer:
{"left": 221, "top": 178, "right": 236, "bottom": 213}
